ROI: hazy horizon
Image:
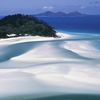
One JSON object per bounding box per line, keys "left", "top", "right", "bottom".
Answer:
{"left": 0, "top": 11, "right": 100, "bottom": 17}
{"left": 0, "top": 0, "right": 100, "bottom": 15}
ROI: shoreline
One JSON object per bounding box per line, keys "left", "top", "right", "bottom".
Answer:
{"left": 0, "top": 32, "right": 72, "bottom": 44}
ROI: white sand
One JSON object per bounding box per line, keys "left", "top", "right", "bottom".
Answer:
{"left": 0, "top": 32, "right": 100, "bottom": 99}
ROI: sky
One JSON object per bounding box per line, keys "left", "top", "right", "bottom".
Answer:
{"left": 0, "top": 0, "right": 100, "bottom": 15}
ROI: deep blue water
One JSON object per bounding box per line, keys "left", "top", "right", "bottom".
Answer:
{"left": 37, "top": 16, "right": 100, "bottom": 34}
{"left": 1, "top": 15, "right": 100, "bottom": 34}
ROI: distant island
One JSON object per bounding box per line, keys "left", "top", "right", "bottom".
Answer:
{"left": 35, "top": 11, "right": 87, "bottom": 17}
{"left": 0, "top": 14, "right": 57, "bottom": 38}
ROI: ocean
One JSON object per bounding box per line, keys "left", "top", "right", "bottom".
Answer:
{"left": 0, "top": 15, "right": 100, "bottom": 100}
{"left": 2, "top": 94, "right": 100, "bottom": 100}
{"left": 34, "top": 94, "right": 100, "bottom": 100}
{"left": 37, "top": 15, "right": 100, "bottom": 34}
{"left": 34, "top": 16, "right": 100, "bottom": 100}
{"left": 1, "top": 15, "right": 100, "bottom": 34}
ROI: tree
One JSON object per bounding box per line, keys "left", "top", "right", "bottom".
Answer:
{"left": 0, "top": 14, "right": 57, "bottom": 38}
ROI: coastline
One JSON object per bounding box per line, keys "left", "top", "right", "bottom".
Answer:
{"left": 0, "top": 32, "right": 72, "bottom": 44}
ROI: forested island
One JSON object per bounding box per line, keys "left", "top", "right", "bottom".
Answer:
{"left": 0, "top": 14, "right": 57, "bottom": 38}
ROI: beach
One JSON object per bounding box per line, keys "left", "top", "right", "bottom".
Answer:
{"left": 0, "top": 32, "right": 100, "bottom": 99}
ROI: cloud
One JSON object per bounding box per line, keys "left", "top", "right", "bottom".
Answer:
{"left": 42, "top": 6, "right": 54, "bottom": 10}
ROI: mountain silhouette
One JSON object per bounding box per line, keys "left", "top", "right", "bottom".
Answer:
{"left": 35, "top": 11, "right": 87, "bottom": 17}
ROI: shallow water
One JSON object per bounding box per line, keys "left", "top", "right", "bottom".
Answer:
{"left": 2, "top": 94, "right": 100, "bottom": 100}
{"left": 0, "top": 33, "right": 100, "bottom": 99}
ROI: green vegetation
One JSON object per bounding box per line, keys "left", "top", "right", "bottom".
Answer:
{"left": 0, "top": 14, "right": 57, "bottom": 38}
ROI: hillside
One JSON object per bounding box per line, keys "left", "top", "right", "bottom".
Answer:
{"left": 0, "top": 14, "right": 57, "bottom": 38}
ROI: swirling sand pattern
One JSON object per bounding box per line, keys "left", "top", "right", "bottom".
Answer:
{"left": 0, "top": 34, "right": 100, "bottom": 99}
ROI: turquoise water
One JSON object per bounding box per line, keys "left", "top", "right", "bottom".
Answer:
{"left": 0, "top": 16, "right": 100, "bottom": 100}
{"left": 35, "top": 95, "right": 100, "bottom": 100}
{"left": 3, "top": 94, "right": 100, "bottom": 100}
